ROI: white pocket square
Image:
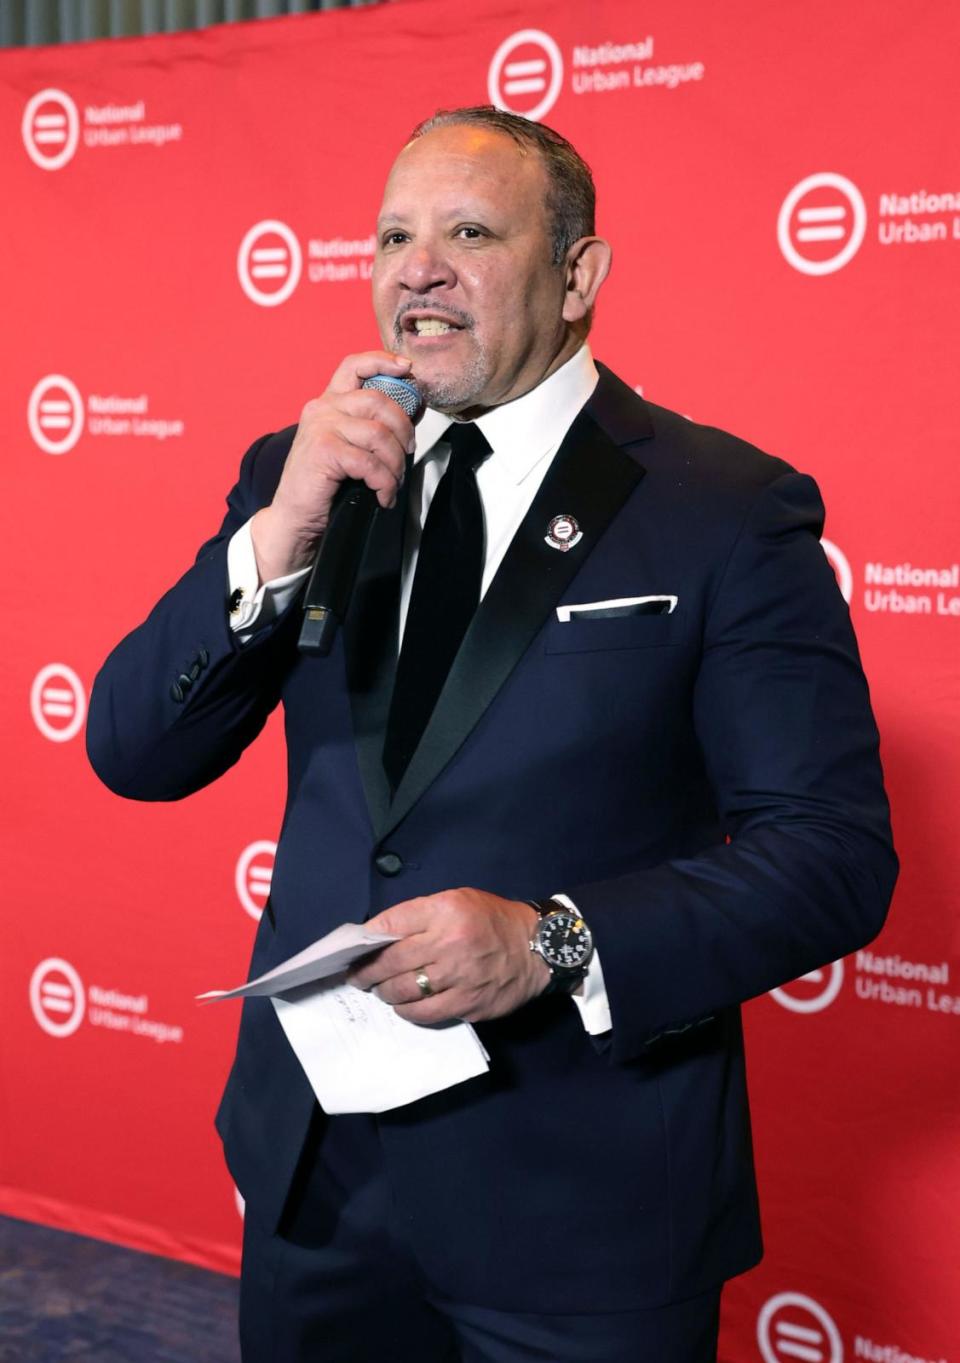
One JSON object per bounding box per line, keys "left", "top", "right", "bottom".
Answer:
{"left": 556, "top": 595, "right": 678, "bottom": 622}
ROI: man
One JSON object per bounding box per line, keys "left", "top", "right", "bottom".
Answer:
{"left": 87, "top": 108, "right": 897, "bottom": 1362}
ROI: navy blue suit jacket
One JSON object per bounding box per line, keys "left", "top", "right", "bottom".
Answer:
{"left": 87, "top": 364, "right": 896, "bottom": 1311}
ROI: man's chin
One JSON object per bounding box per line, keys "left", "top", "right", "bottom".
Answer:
{"left": 414, "top": 367, "right": 489, "bottom": 415}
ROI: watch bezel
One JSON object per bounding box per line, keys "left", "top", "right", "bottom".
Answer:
{"left": 534, "top": 907, "right": 594, "bottom": 975}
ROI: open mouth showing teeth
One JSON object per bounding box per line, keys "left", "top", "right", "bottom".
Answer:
{"left": 405, "top": 317, "right": 461, "bottom": 336}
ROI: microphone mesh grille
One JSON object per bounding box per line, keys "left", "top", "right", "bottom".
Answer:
{"left": 361, "top": 374, "right": 423, "bottom": 417}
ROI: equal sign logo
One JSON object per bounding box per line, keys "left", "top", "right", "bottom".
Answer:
{"left": 29, "top": 958, "right": 86, "bottom": 1038}
{"left": 777, "top": 173, "right": 867, "bottom": 277}
{"left": 27, "top": 374, "right": 85, "bottom": 455}
{"left": 488, "top": 30, "right": 564, "bottom": 123}
{"left": 235, "top": 840, "right": 277, "bottom": 921}
{"left": 30, "top": 664, "right": 87, "bottom": 744}
{"left": 770, "top": 960, "right": 844, "bottom": 1015}
{"left": 237, "top": 220, "right": 303, "bottom": 307}
{"left": 22, "top": 89, "right": 80, "bottom": 171}
{"left": 757, "top": 1293, "right": 843, "bottom": 1363}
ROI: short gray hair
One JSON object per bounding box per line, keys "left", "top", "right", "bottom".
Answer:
{"left": 408, "top": 106, "right": 596, "bottom": 266}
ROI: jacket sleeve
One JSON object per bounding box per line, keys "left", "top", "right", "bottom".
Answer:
{"left": 569, "top": 471, "right": 898, "bottom": 1064}
{"left": 86, "top": 431, "right": 299, "bottom": 801}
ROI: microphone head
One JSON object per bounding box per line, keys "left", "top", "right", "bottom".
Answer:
{"left": 361, "top": 373, "right": 423, "bottom": 418}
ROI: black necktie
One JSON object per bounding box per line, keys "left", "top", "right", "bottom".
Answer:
{"left": 383, "top": 422, "right": 492, "bottom": 793}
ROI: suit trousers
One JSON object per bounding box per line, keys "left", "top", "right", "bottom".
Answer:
{"left": 238, "top": 1108, "right": 722, "bottom": 1363}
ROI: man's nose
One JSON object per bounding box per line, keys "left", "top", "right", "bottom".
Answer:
{"left": 398, "top": 244, "right": 456, "bottom": 292}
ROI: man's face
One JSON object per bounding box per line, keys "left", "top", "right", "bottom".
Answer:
{"left": 372, "top": 125, "right": 572, "bottom": 414}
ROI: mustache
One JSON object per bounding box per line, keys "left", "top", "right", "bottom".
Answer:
{"left": 393, "top": 300, "right": 475, "bottom": 338}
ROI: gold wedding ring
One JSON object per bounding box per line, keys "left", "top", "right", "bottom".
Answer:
{"left": 415, "top": 970, "right": 434, "bottom": 998}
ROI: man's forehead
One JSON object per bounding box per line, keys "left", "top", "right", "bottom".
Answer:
{"left": 385, "top": 125, "right": 538, "bottom": 185}
{"left": 400, "top": 122, "right": 526, "bottom": 158}
{"left": 379, "top": 128, "right": 548, "bottom": 228}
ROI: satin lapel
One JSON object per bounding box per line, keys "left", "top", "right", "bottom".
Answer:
{"left": 344, "top": 484, "right": 408, "bottom": 835}
{"left": 378, "top": 402, "right": 647, "bottom": 840}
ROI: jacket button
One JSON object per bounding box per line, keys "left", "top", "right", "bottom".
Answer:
{"left": 170, "top": 681, "right": 185, "bottom": 703}
{"left": 374, "top": 851, "right": 403, "bottom": 877}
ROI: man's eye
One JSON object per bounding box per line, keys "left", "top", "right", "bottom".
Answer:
{"left": 457, "top": 226, "right": 484, "bottom": 239}
{"left": 382, "top": 232, "right": 408, "bottom": 247}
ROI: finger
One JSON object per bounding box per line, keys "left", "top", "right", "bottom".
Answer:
{"left": 326, "top": 350, "right": 412, "bottom": 396}
{"left": 331, "top": 413, "right": 407, "bottom": 470}
{"left": 336, "top": 388, "right": 413, "bottom": 419}
{"left": 349, "top": 939, "right": 432, "bottom": 989}
{"left": 325, "top": 422, "right": 408, "bottom": 507}
{"left": 392, "top": 994, "right": 464, "bottom": 1026}
{"left": 291, "top": 401, "right": 409, "bottom": 506}
{"left": 366, "top": 898, "right": 433, "bottom": 938}
{"left": 333, "top": 389, "right": 415, "bottom": 457}
{"left": 372, "top": 966, "right": 442, "bottom": 1008}
{"left": 299, "top": 385, "right": 412, "bottom": 432}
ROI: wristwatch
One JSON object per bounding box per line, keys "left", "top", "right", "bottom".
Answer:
{"left": 528, "top": 898, "right": 594, "bottom": 996}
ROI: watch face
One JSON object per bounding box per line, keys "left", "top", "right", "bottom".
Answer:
{"left": 538, "top": 911, "right": 593, "bottom": 972}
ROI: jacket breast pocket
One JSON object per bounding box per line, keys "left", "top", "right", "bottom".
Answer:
{"left": 543, "top": 613, "right": 680, "bottom": 655}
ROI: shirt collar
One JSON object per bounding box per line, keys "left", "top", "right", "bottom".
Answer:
{"left": 413, "top": 346, "right": 599, "bottom": 486}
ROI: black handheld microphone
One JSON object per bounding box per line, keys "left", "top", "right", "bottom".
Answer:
{"left": 298, "top": 373, "right": 422, "bottom": 655}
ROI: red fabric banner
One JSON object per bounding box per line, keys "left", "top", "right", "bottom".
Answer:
{"left": 2, "top": 3, "right": 958, "bottom": 1358}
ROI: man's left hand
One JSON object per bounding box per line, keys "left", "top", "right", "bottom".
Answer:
{"left": 348, "top": 890, "right": 551, "bottom": 1024}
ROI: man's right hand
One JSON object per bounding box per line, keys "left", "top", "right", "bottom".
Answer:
{"left": 250, "top": 350, "right": 415, "bottom": 583}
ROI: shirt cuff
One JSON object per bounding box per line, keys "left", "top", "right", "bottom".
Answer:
{"left": 551, "top": 892, "right": 612, "bottom": 1035}
{"left": 227, "top": 519, "right": 310, "bottom": 641}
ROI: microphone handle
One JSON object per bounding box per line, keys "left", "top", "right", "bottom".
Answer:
{"left": 296, "top": 371, "right": 421, "bottom": 656}
{"left": 297, "top": 480, "right": 379, "bottom": 655}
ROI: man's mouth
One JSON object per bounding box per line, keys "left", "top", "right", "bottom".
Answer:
{"left": 396, "top": 305, "right": 472, "bottom": 341}
{"left": 409, "top": 317, "right": 458, "bottom": 336}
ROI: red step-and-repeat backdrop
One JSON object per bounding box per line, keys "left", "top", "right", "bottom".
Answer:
{"left": 2, "top": 2, "right": 958, "bottom": 1358}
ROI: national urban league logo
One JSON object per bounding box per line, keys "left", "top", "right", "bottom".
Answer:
{"left": 22, "top": 89, "right": 80, "bottom": 171}
{"left": 821, "top": 538, "right": 853, "bottom": 604}
{"left": 30, "top": 958, "right": 86, "bottom": 1037}
{"left": 778, "top": 173, "right": 867, "bottom": 276}
{"left": 28, "top": 374, "right": 184, "bottom": 448}
{"left": 29, "top": 958, "right": 184, "bottom": 1044}
{"left": 488, "top": 30, "right": 564, "bottom": 122}
{"left": 770, "top": 961, "right": 844, "bottom": 1014}
{"left": 28, "top": 375, "right": 85, "bottom": 455}
{"left": 235, "top": 841, "right": 276, "bottom": 920}
{"left": 237, "top": 220, "right": 303, "bottom": 307}
{"left": 758, "top": 1291, "right": 843, "bottom": 1363}
{"left": 30, "top": 664, "right": 87, "bottom": 743}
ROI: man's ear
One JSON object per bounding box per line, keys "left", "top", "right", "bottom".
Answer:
{"left": 561, "top": 237, "right": 612, "bottom": 324}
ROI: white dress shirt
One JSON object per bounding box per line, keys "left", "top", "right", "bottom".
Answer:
{"left": 226, "top": 344, "right": 611, "bottom": 1034}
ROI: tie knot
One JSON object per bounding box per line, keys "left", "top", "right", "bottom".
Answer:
{"left": 445, "top": 421, "right": 491, "bottom": 474}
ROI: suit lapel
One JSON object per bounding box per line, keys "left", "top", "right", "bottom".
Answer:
{"left": 378, "top": 377, "right": 649, "bottom": 839}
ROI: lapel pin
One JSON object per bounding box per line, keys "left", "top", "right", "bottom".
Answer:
{"left": 545, "top": 514, "right": 583, "bottom": 552}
